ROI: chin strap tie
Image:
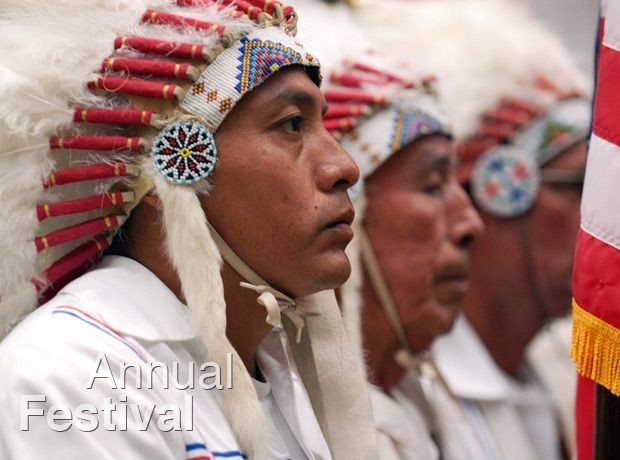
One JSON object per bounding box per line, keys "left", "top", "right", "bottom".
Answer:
{"left": 239, "top": 282, "right": 316, "bottom": 343}
{"left": 357, "top": 221, "right": 456, "bottom": 400}
{"left": 207, "top": 222, "right": 320, "bottom": 343}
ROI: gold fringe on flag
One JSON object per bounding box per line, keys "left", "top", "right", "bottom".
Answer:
{"left": 572, "top": 299, "right": 620, "bottom": 396}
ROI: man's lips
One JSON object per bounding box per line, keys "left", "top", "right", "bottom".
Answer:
{"left": 434, "top": 263, "right": 468, "bottom": 283}
{"left": 325, "top": 206, "right": 355, "bottom": 229}
{"left": 434, "top": 264, "right": 470, "bottom": 302}
{"left": 323, "top": 206, "right": 355, "bottom": 242}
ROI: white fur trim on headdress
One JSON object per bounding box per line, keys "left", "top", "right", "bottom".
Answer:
{"left": 143, "top": 158, "right": 268, "bottom": 458}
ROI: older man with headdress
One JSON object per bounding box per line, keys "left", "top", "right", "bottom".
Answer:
{"left": 360, "top": 0, "right": 591, "bottom": 458}
{"left": 319, "top": 50, "right": 484, "bottom": 458}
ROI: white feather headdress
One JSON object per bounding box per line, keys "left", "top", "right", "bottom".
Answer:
{"left": 357, "top": 0, "right": 589, "bottom": 140}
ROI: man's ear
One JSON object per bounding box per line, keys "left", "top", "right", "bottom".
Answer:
{"left": 142, "top": 193, "right": 161, "bottom": 209}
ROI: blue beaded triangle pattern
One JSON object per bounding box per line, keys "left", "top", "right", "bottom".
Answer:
{"left": 389, "top": 109, "right": 444, "bottom": 152}
{"left": 235, "top": 37, "right": 303, "bottom": 95}
{"left": 151, "top": 121, "right": 217, "bottom": 185}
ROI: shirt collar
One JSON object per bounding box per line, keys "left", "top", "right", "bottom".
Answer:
{"left": 431, "top": 315, "right": 512, "bottom": 400}
{"left": 53, "top": 255, "right": 196, "bottom": 342}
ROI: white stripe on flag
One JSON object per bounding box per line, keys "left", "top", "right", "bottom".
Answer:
{"left": 604, "top": 0, "right": 620, "bottom": 50}
{"left": 581, "top": 134, "right": 620, "bottom": 250}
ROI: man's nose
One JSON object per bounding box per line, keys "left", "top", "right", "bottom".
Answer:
{"left": 315, "top": 132, "right": 361, "bottom": 192}
{"left": 446, "top": 181, "right": 485, "bottom": 248}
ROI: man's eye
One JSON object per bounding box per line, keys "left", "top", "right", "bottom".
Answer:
{"left": 281, "top": 115, "right": 302, "bottom": 133}
{"left": 423, "top": 179, "right": 445, "bottom": 197}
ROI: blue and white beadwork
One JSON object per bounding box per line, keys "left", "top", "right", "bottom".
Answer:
{"left": 515, "top": 98, "right": 590, "bottom": 166}
{"left": 471, "top": 146, "right": 540, "bottom": 217}
{"left": 389, "top": 109, "right": 444, "bottom": 152}
{"left": 180, "top": 27, "right": 320, "bottom": 132}
{"left": 235, "top": 37, "right": 304, "bottom": 95}
{"left": 340, "top": 95, "right": 450, "bottom": 180}
{"left": 151, "top": 121, "right": 217, "bottom": 184}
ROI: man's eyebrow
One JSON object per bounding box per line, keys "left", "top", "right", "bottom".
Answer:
{"left": 271, "top": 88, "right": 321, "bottom": 109}
{"left": 416, "top": 150, "right": 452, "bottom": 176}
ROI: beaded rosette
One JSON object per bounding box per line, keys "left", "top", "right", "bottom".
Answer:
{"left": 152, "top": 121, "right": 218, "bottom": 184}
{"left": 471, "top": 146, "right": 540, "bottom": 217}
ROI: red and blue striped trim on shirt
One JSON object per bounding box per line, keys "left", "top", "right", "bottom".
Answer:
{"left": 52, "top": 305, "right": 148, "bottom": 362}
{"left": 185, "top": 443, "right": 247, "bottom": 459}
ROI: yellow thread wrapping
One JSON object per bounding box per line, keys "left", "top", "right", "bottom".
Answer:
{"left": 390, "top": 110, "right": 406, "bottom": 152}
{"left": 571, "top": 299, "right": 620, "bottom": 396}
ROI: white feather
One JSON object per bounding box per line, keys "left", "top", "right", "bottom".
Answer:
{"left": 357, "top": 0, "right": 590, "bottom": 139}
{"left": 290, "top": 0, "right": 372, "bottom": 76}
{"left": 143, "top": 158, "right": 268, "bottom": 459}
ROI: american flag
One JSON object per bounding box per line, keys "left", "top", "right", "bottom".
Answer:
{"left": 572, "top": 1, "right": 620, "bottom": 458}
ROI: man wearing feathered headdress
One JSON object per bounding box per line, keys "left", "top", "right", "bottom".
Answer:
{"left": 0, "top": 1, "right": 377, "bottom": 458}
{"left": 360, "top": 0, "right": 591, "bottom": 458}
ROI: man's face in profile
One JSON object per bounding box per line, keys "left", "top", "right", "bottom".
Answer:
{"left": 363, "top": 135, "right": 482, "bottom": 353}
{"left": 513, "top": 139, "right": 586, "bottom": 317}
{"left": 204, "top": 67, "right": 360, "bottom": 298}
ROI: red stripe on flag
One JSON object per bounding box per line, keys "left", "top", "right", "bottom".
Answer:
{"left": 575, "top": 375, "right": 595, "bottom": 460}
{"left": 573, "top": 229, "right": 620, "bottom": 330}
{"left": 592, "top": 44, "right": 620, "bottom": 146}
